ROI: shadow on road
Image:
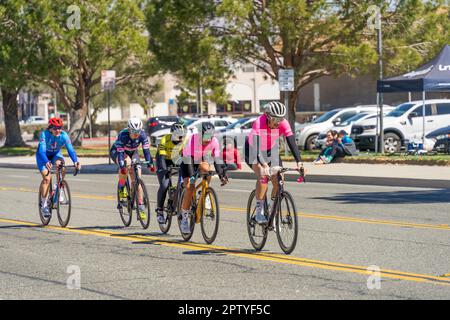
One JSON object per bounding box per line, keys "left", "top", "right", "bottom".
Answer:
{"left": 311, "top": 189, "right": 450, "bottom": 204}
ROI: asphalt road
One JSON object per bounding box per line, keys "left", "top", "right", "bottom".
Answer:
{"left": 0, "top": 167, "right": 449, "bottom": 300}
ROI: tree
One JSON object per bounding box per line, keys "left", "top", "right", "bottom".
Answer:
{"left": 0, "top": 0, "right": 46, "bottom": 147}
{"left": 26, "top": 0, "right": 159, "bottom": 145}
{"left": 145, "top": 0, "right": 232, "bottom": 110}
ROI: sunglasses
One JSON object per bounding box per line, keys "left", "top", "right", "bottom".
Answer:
{"left": 268, "top": 116, "right": 283, "bottom": 124}
{"left": 52, "top": 127, "right": 62, "bottom": 131}
{"left": 130, "top": 129, "right": 140, "bottom": 135}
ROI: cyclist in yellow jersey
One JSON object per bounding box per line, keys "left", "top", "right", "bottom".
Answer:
{"left": 155, "top": 123, "right": 187, "bottom": 224}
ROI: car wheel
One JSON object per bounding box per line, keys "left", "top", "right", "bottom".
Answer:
{"left": 384, "top": 133, "right": 401, "bottom": 154}
{"left": 305, "top": 134, "right": 318, "bottom": 151}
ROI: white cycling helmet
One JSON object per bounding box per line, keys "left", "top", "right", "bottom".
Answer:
{"left": 170, "top": 123, "right": 187, "bottom": 141}
{"left": 128, "top": 117, "right": 143, "bottom": 132}
{"left": 264, "top": 101, "right": 286, "bottom": 118}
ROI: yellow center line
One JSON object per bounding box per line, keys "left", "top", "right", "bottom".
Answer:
{"left": 1, "top": 185, "right": 449, "bottom": 231}
{"left": 0, "top": 216, "right": 449, "bottom": 287}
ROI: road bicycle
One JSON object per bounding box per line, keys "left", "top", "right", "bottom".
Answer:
{"left": 116, "top": 159, "right": 152, "bottom": 229}
{"left": 38, "top": 163, "right": 79, "bottom": 227}
{"left": 177, "top": 170, "right": 227, "bottom": 244}
{"left": 246, "top": 166, "right": 305, "bottom": 254}
{"left": 158, "top": 165, "right": 184, "bottom": 234}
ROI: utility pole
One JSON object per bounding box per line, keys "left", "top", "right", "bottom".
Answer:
{"left": 376, "top": 8, "right": 384, "bottom": 154}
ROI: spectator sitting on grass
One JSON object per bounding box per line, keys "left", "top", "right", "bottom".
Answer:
{"left": 338, "top": 130, "right": 357, "bottom": 156}
{"left": 313, "top": 130, "right": 345, "bottom": 164}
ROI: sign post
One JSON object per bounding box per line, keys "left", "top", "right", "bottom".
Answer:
{"left": 278, "top": 68, "right": 295, "bottom": 157}
{"left": 101, "top": 70, "right": 116, "bottom": 165}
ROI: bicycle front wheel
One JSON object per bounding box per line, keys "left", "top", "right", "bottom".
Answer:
{"left": 38, "top": 181, "right": 52, "bottom": 226}
{"left": 275, "top": 191, "right": 298, "bottom": 254}
{"left": 117, "top": 181, "right": 132, "bottom": 227}
{"left": 159, "top": 186, "right": 175, "bottom": 234}
{"left": 246, "top": 190, "right": 268, "bottom": 251}
{"left": 136, "top": 180, "right": 151, "bottom": 229}
{"left": 200, "top": 187, "right": 220, "bottom": 244}
{"left": 177, "top": 188, "right": 195, "bottom": 241}
{"left": 56, "top": 180, "right": 72, "bottom": 227}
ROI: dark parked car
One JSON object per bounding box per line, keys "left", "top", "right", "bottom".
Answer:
{"left": 146, "top": 116, "right": 180, "bottom": 135}
{"left": 426, "top": 126, "right": 450, "bottom": 154}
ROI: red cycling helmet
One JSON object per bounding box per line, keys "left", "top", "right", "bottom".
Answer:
{"left": 48, "top": 117, "right": 63, "bottom": 128}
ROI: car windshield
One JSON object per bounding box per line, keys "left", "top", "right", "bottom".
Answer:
{"left": 338, "top": 113, "right": 369, "bottom": 126}
{"left": 225, "top": 118, "right": 250, "bottom": 129}
{"left": 312, "top": 110, "right": 340, "bottom": 123}
{"left": 386, "top": 103, "right": 415, "bottom": 117}
{"left": 181, "top": 118, "right": 198, "bottom": 127}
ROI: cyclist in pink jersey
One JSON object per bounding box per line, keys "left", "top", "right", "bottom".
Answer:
{"left": 244, "top": 102, "right": 303, "bottom": 224}
{"left": 179, "top": 122, "right": 228, "bottom": 233}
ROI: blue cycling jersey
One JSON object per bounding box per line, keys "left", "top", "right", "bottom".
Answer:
{"left": 111, "top": 129, "right": 152, "bottom": 168}
{"left": 36, "top": 130, "right": 78, "bottom": 164}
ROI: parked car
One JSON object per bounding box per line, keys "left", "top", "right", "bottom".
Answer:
{"left": 296, "top": 105, "right": 391, "bottom": 150}
{"left": 426, "top": 125, "right": 450, "bottom": 154}
{"left": 315, "top": 108, "right": 395, "bottom": 149}
{"left": 150, "top": 116, "right": 237, "bottom": 146}
{"left": 216, "top": 117, "right": 257, "bottom": 149}
{"left": 353, "top": 99, "right": 450, "bottom": 153}
{"left": 20, "top": 116, "right": 47, "bottom": 125}
{"left": 146, "top": 116, "right": 180, "bottom": 136}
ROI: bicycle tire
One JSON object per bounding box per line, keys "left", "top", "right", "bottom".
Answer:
{"left": 159, "top": 186, "right": 175, "bottom": 234}
{"left": 117, "top": 180, "right": 132, "bottom": 227}
{"left": 177, "top": 188, "right": 195, "bottom": 241}
{"left": 136, "top": 180, "right": 151, "bottom": 229}
{"left": 56, "top": 180, "right": 71, "bottom": 227}
{"left": 38, "top": 181, "right": 52, "bottom": 226}
{"left": 246, "top": 190, "right": 268, "bottom": 251}
{"left": 200, "top": 187, "right": 220, "bottom": 244}
{"left": 275, "top": 191, "right": 298, "bottom": 254}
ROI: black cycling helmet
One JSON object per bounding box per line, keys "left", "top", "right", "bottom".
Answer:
{"left": 201, "top": 121, "right": 215, "bottom": 135}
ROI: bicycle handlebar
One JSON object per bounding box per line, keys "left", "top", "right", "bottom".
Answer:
{"left": 45, "top": 164, "right": 80, "bottom": 177}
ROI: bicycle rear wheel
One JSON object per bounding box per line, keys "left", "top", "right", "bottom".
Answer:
{"left": 275, "top": 191, "right": 298, "bottom": 254}
{"left": 38, "top": 181, "right": 52, "bottom": 226}
{"left": 246, "top": 190, "right": 268, "bottom": 251}
{"left": 159, "top": 186, "right": 175, "bottom": 234}
{"left": 56, "top": 180, "right": 71, "bottom": 227}
{"left": 136, "top": 180, "right": 151, "bottom": 229}
{"left": 177, "top": 188, "right": 195, "bottom": 241}
{"left": 117, "top": 180, "right": 132, "bottom": 227}
{"left": 200, "top": 187, "right": 220, "bottom": 244}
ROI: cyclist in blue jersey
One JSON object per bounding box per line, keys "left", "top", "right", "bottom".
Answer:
{"left": 36, "top": 117, "right": 81, "bottom": 218}
{"left": 109, "top": 118, "right": 155, "bottom": 220}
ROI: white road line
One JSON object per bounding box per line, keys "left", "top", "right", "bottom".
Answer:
{"left": 7, "top": 175, "right": 28, "bottom": 179}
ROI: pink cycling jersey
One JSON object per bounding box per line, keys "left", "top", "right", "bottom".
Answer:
{"left": 247, "top": 114, "right": 293, "bottom": 151}
{"left": 182, "top": 133, "right": 220, "bottom": 162}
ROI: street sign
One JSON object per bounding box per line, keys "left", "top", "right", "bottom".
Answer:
{"left": 278, "top": 69, "right": 294, "bottom": 92}
{"left": 101, "top": 70, "right": 116, "bottom": 92}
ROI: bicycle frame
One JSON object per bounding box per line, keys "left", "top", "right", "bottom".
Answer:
{"left": 166, "top": 166, "right": 183, "bottom": 214}
{"left": 46, "top": 163, "right": 78, "bottom": 207}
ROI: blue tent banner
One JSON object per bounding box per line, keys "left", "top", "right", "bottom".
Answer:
{"left": 377, "top": 45, "right": 450, "bottom": 93}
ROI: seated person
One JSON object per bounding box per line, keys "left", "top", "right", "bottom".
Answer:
{"left": 338, "top": 130, "right": 357, "bottom": 156}
{"left": 314, "top": 130, "right": 345, "bottom": 164}
{"left": 221, "top": 136, "right": 241, "bottom": 171}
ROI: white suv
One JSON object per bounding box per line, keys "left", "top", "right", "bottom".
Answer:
{"left": 296, "top": 105, "right": 390, "bottom": 150}
{"left": 150, "top": 116, "right": 236, "bottom": 146}
{"left": 354, "top": 99, "right": 450, "bottom": 152}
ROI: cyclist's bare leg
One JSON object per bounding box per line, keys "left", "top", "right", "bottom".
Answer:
{"left": 40, "top": 170, "right": 51, "bottom": 199}
{"left": 252, "top": 163, "right": 268, "bottom": 201}
{"left": 118, "top": 156, "right": 131, "bottom": 191}
{"left": 181, "top": 177, "right": 195, "bottom": 211}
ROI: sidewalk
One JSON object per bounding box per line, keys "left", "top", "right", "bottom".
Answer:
{"left": 0, "top": 156, "right": 449, "bottom": 188}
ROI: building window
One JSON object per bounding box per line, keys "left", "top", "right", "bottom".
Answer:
{"left": 217, "top": 100, "right": 252, "bottom": 114}
{"left": 177, "top": 102, "right": 207, "bottom": 115}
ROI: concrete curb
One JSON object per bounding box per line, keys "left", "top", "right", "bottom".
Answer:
{"left": 1, "top": 162, "right": 449, "bottom": 189}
